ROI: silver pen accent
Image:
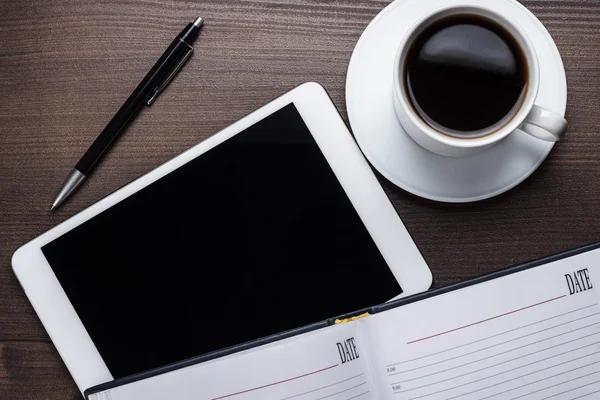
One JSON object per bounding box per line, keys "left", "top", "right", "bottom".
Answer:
{"left": 51, "top": 169, "right": 86, "bottom": 210}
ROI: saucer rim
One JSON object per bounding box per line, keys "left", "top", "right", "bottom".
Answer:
{"left": 345, "top": 0, "right": 567, "bottom": 203}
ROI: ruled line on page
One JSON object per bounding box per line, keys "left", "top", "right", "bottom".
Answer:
{"left": 405, "top": 354, "right": 600, "bottom": 400}
{"left": 345, "top": 391, "right": 370, "bottom": 400}
{"left": 314, "top": 381, "right": 368, "bottom": 400}
{"left": 490, "top": 369, "right": 600, "bottom": 399}
{"left": 385, "top": 296, "right": 600, "bottom": 399}
{"left": 279, "top": 373, "right": 364, "bottom": 400}
{"left": 210, "top": 364, "right": 339, "bottom": 400}
{"left": 401, "top": 355, "right": 600, "bottom": 400}
{"left": 389, "top": 317, "right": 600, "bottom": 378}
{"left": 536, "top": 378, "right": 600, "bottom": 400}
{"left": 393, "top": 359, "right": 600, "bottom": 399}
{"left": 570, "top": 388, "right": 600, "bottom": 400}
{"left": 406, "top": 295, "right": 566, "bottom": 345}
{"left": 395, "top": 337, "right": 600, "bottom": 388}
{"left": 384, "top": 303, "right": 597, "bottom": 368}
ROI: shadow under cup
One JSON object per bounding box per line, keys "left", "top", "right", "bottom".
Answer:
{"left": 401, "top": 12, "right": 530, "bottom": 139}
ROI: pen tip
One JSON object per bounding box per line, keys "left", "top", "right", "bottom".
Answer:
{"left": 193, "top": 16, "right": 203, "bottom": 28}
{"left": 50, "top": 205, "right": 56, "bottom": 211}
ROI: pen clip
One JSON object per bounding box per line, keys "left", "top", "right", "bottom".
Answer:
{"left": 147, "top": 45, "right": 193, "bottom": 106}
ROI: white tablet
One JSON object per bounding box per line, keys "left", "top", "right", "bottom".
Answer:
{"left": 12, "top": 82, "right": 431, "bottom": 393}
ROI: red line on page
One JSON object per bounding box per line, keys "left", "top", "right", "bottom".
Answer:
{"left": 210, "top": 364, "right": 339, "bottom": 400}
{"left": 407, "top": 294, "right": 567, "bottom": 345}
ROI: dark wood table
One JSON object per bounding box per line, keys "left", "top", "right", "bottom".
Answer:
{"left": 1, "top": 0, "right": 599, "bottom": 398}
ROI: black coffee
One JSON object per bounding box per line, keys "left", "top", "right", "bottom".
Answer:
{"left": 405, "top": 15, "right": 527, "bottom": 137}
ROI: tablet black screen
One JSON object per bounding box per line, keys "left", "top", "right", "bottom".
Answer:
{"left": 42, "top": 103, "right": 402, "bottom": 379}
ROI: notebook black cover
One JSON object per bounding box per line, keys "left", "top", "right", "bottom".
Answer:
{"left": 84, "top": 242, "right": 600, "bottom": 398}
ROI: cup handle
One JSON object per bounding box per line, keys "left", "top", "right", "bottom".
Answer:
{"left": 519, "top": 105, "right": 567, "bottom": 142}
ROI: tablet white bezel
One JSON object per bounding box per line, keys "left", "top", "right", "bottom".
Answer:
{"left": 12, "top": 82, "right": 432, "bottom": 393}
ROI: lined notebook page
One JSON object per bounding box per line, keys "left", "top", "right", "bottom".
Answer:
{"left": 364, "top": 248, "right": 600, "bottom": 400}
{"left": 89, "top": 322, "right": 376, "bottom": 400}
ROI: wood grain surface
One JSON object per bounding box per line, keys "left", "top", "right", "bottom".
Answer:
{"left": 1, "top": 0, "right": 599, "bottom": 398}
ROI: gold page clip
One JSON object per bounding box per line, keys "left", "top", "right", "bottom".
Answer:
{"left": 334, "top": 312, "right": 370, "bottom": 324}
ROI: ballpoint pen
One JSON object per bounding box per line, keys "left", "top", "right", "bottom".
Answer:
{"left": 51, "top": 16, "right": 204, "bottom": 210}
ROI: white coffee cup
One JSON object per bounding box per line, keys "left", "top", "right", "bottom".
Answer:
{"left": 392, "top": 4, "right": 567, "bottom": 158}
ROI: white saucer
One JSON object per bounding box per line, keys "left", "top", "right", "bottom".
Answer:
{"left": 346, "top": 0, "right": 567, "bottom": 202}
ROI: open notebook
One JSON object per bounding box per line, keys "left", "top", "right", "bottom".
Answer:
{"left": 86, "top": 243, "right": 600, "bottom": 400}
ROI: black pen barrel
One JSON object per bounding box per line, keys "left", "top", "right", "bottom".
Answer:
{"left": 52, "top": 18, "right": 203, "bottom": 210}
{"left": 178, "top": 22, "right": 201, "bottom": 44}
{"left": 75, "top": 33, "right": 197, "bottom": 175}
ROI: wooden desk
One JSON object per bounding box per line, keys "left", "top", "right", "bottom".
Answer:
{"left": 1, "top": 1, "right": 599, "bottom": 398}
